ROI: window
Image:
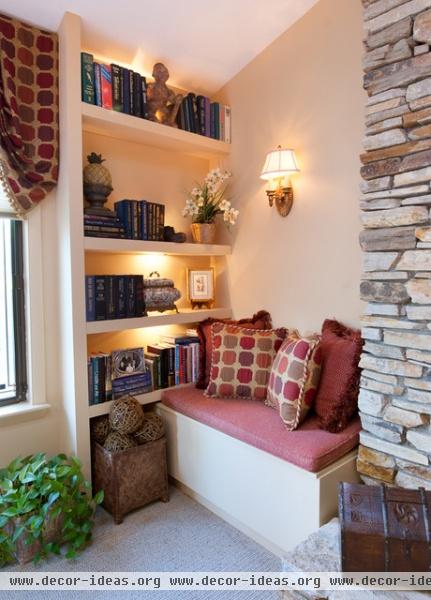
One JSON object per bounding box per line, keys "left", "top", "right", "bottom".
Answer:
{"left": 0, "top": 218, "right": 27, "bottom": 406}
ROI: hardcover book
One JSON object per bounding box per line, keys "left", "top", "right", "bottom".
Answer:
{"left": 81, "top": 52, "right": 94, "bottom": 104}
{"left": 100, "top": 64, "right": 113, "bottom": 109}
{"left": 111, "top": 64, "right": 122, "bottom": 111}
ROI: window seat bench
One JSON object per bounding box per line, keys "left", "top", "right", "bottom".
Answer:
{"left": 156, "top": 386, "right": 361, "bottom": 555}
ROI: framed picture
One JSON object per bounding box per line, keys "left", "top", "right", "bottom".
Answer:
{"left": 187, "top": 268, "right": 215, "bottom": 309}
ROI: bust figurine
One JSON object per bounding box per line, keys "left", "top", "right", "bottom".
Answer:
{"left": 147, "top": 63, "right": 183, "bottom": 127}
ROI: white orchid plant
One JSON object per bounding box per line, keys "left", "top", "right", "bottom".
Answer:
{"left": 183, "top": 168, "right": 239, "bottom": 226}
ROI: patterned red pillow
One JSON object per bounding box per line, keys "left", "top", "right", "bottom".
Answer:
{"left": 205, "top": 323, "right": 287, "bottom": 401}
{"left": 314, "top": 319, "right": 363, "bottom": 433}
{"left": 196, "top": 310, "right": 273, "bottom": 389}
{"left": 266, "top": 335, "right": 322, "bottom": 431}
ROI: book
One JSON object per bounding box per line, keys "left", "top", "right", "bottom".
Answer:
{"left": 94, "top": 276, "right": 106, "bottom": 321}
{"left": 128, "top": 70, "right": 135, "bottom": 116}
{"left": 197, "top": 95, "right": 206, "bottom": 136}
{"left": 224, "top": 105, "right": 231, "bottom": 144}
{"left": 121, "top": 67, "right": 130, "bottom": 114}
{"left": 145, "top": 353, "right": 161, "bottom": 390}
{"left": 204, "top": 98, "right": 211, "bottom": 138}
{"left": 111, "top": 64, "right": 122, "bottom": 111}
{"left": 105, "top": 275, "right": 117, "bottom": 320}
{"left": 81, "top": 52, "right": 94, "bottom": 104}
{"left": 133, "top": 71, "right": 142, "bottom": 117}
{"left": 139, "top": 200, "right": 148, "bottom": 240}
{"left": 117, "top": 276, "right": 127, "bottom": 318}
{"left": 141, "top": 76, "right": 149, "bottom": 119}
{"left": 85, "top": 275, "right": 96, "bottom": 321}
{"left": 100, "top": 64, "right": 113, "bottom": 109}
{"left": 220, "top": 103, "right": 225, "bottom": 142}
{"left": 93, "top": 63, "right": 102, "bottom": 106}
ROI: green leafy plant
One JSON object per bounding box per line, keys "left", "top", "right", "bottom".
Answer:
{"left": 0, "top": 453, "right": 103, "bottom": 565}
{"left": 183, "top": 168, "right": 238, "bottom": 225}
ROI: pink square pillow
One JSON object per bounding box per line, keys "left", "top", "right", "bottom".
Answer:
{"left": 266, "top": 335, "right": 322, "bottom": 431}
{"left": 205, "top": 322, "right": 287, "bottom": 401}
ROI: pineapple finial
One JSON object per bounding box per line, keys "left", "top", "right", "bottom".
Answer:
{"left": 87, "top": 152, "right": 105, "bottom": 164}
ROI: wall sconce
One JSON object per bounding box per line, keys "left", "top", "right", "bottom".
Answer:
{"left": 260, "top": 146, "right": 299, "bottom": 217}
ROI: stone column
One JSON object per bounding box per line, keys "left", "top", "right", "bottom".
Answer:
{"left": 359, "top": 0, "right": 431, "bottom": 488}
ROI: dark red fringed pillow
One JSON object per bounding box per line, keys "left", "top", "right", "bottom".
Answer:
{"left": 314, "top": 319, "right": 363, "bottom": 433}
{"left": 196, "top": 310, "right": 273, "bottom": 389}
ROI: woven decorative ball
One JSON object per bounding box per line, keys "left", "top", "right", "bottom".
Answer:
{"left": 104, "top": 431, "right": 138, "bottom": 453}
{"left": 109, "top": 396, "right": 144, "bottom": 434}
{"left": 90, "top": 415, "right": 110, "bottom": 445}
{"left": 133, "top": 413, "right": 165, "bottom": 444}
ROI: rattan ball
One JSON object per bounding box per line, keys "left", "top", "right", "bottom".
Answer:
{"left": 133, "top": 413, "right": 165, "bottom": 444}
{"left": 109, "top": 396, "right": 144, "bottom": 434}
{"left": 104, "top": 431, "right": 138, "bottom": 453}
{"left": 90, "top": 415, "right": 110, "bottom": 445}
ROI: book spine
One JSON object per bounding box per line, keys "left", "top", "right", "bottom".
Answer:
{"left": 128, "top": 70, "right": 135, "bottom": 116}
{"left": 133, "top": 71, "right": 142, "bottom": 117}
{"left": 186, "top": 95, "right": 195, "bottom": 133}
{"left": 148, "top": 203, "right": 154, "bottom": 241}
{"left": 204, "top": 97, "right": 211, "bottom": 137}
{"left": 117, "top": 276, "right": 126, "bottom": 318}
{"left": 134, "top": 275, "right": 145, "bottom": 317}
{"left": 105, "top": 275, "right": 116, "bottom": 320}
{"left": 87, "top": 358, "right": 94, "bottom": 405}
{"left": 174, "top": 344, "right": 180, "bottom": 385}
{"left": 158, "top": 204, "right": 165, "bottom": 241}
{"left": 105, "top": 355, "right": 112, "bottom": 401}
{"left": 112, "top": 372, "right": 152, "bottom": 391}
{"left": 81, "top": 52, "right": 95, "bottom": 104}
{"left": 100, "top": 64, "right": 113, "bottom": 110}
{"left": 177, "top": 99, "right": 186, "bottom": 130}
{"left": 84, "top": 225, "right": 125, "bottom": 233}
{"left": 126, "top": 276, "right": 135, "bottom": 318}
{"left": 224, "top": 105, "right": 231, "bottom": 144}
{"left": 127, "top": 201, "right": 133, "bottom": 239}
{"left": 93, "top": 63, "right": 102, "bottom": 106}
{"left": 220, "top": 104, "right": 225, "bottom": 142}
{"left": 197, "top": 95, "right": 205, "bottom": 135}
{"left": 92, "top": 357, "right": 100, "bottom": 404}
{"left": 141, "top": 76, "right": 148, "bottom": 119}
{"left": 85, "top": 275, "right": 96, "bottom": 321}
{"left": 111, "top": 64, "right": 122, "bottom": 111}
{"left": 122, "top": 68, "right": 130, "bottom": 114}
{"left": 210, "top": 103, "right": 216, "bottom": 139}
{"left": 99, "top": 356, "right": 106, "bottom": 403}
{"left": 94, "top": 276, "right": 106, "bottom": 321}
{"left": 140, "top": 200, "right": 148, "bottom": 240}
{"left": 214, "top": 103, "right": 220, "bottom": 140}
{"left": 132, "top": 200, "right": 139, "bottom": 239}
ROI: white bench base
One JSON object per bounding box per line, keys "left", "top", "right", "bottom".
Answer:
{"left": 156, "top": 403, "right": 360, "bottom": 556}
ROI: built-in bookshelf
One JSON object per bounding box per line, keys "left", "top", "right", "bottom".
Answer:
{"left": 84, "top": 236, "right": 231, "bottom": 256}
{"left": 57, "top": 12, "right": 232, "bottom": 476}
{"left": 86, "top": 308, "right": 231, "bottom": 335}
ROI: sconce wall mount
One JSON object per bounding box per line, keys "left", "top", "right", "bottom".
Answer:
{"left": 260, "top": 146, "right": 299, "bottom": 218}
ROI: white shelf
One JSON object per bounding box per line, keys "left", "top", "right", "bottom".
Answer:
{"left": 82, "top": 103, "right": 230, "bottom": 159}
{"left": 84, "top": 236, "right": 231, "bottom": 256}
{"left": 88, "top": 384, "right": 192, "bottom": 418}
{"left": 86, "top": 307, "right": 232, "bottom": 334}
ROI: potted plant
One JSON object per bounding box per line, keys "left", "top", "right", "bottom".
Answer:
{"left": 182, "top": 168, "right": 238, "bottom": 243}
{"left": 0, "top": 453, "right": 103, "bottom": 565}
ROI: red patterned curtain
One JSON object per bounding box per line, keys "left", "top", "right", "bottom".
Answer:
{"left": 0, "top": 13, "right": 59, "bottom": 216}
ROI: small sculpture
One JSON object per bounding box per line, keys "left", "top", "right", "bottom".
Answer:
{"left": 83, "top": 152, "right": 115, "bottom": 216}
{"left": 147, "top": 63, "right": 183, "bottom": 127}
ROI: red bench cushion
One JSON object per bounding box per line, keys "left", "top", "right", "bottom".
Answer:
{"left": 161, "top": 387, "right": 360, "bottom": 473}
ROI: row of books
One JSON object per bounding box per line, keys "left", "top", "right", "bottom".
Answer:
{"left": 88, "top": 333, "right": 200, "bottom": 405}
{"left": 177, "top": 95, "right": 231, "bottom": 143}
{"left": 81, "top": 52, "right": 149, "bottom": 118}
{"left": 84, "top": 213, "right": 126, "bottom": 239}
{"left": 81, "top": 52, "right": 231, "bottom": 143}
{"left": 85, "top": 275, "right": 145, "bottom": 322}
{"left": 114, "top": 199, "right": 165, "bottom": 241}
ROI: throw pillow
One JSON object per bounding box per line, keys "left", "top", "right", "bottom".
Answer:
{"left": 314, "top": 319, "right": 363, "bottom": 433}
{"left": 266, "top": 335, "right": 322, "bottom": 431}
{"left": 196, "top": 310, "right": 273, "bottom": 389}
{"left": 205, "top": 323, "right": 287, "bottom": 401}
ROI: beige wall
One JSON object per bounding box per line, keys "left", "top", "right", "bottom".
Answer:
{"left": 217, "top": 0, "right": 364, "bottom": 333}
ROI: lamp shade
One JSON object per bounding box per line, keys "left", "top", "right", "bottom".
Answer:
{"left": 260, "top": 147, "right": 299, "bottom": 180}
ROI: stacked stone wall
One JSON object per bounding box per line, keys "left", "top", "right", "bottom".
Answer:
{"left": 359, "top": 0, "right": 431, "bottom": 488}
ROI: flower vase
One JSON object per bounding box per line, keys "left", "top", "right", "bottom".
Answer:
{"left": 191, "top": 223, "right": 216, "bottom": 244}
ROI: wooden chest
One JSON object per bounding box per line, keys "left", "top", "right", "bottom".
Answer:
{"left": 339, "top": 482, "right": 431, "bottom": 572}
